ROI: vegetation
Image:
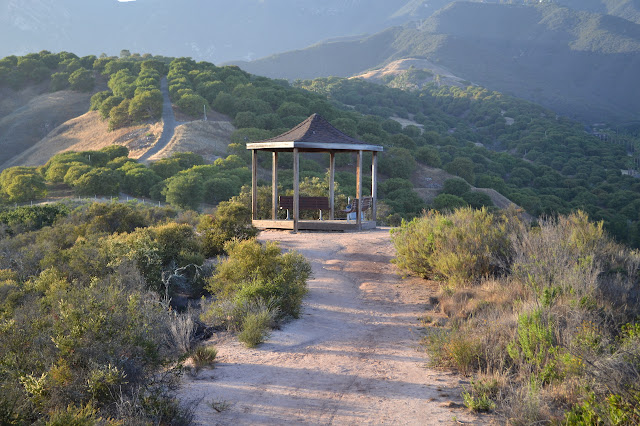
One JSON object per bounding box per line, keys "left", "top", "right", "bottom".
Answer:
{"left": 393, "top": 208, "right": 640, "bottom": 423}
{"left": 0, "top": 197, "right": 310, "bottom": 423}
{"left": 297, "top": 76, "right": 640, "bottom": 247}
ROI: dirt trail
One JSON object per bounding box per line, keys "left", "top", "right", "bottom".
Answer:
{"left": 181, "top": 229, "right": 484, "bottom": 425}
{"left": 138, "top": 77, "right": 180, "bottom": 162}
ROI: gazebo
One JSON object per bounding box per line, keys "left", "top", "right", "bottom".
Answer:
{"left": 246, "top": 114, "right": 383, "bottom": 232}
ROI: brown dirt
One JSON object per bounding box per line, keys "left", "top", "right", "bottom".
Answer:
{"left": 355, "top": 58, "right": 469, "bottom": 88}
{"left": 0, "top": 89, "right": 93, "bottom": 167}
{"left": 0, "top": 111, "right": 162, "bottom": 168}
{"left": 146, "top": 119, "right": 235, "bottom": 163}
{"left": 180, "top": 229, "right": 486, "bottom": 425}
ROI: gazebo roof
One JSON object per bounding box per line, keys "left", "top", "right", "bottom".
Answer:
{"left": 246, "top": 114, "right": 383, "bottom": 152}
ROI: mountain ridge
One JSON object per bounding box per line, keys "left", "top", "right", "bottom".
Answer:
{"left": 235, "top": 2, "right": 640, "bottom": 125}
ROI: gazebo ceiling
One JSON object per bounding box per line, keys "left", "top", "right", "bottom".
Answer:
{"left": 246, "top": 113, "right": 383, "bottom": 152}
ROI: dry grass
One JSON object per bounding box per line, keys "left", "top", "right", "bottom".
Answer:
{"left": 1, "top": 111, "right": 161, "bottom": 168}
{"left": 0, "top": 90, "right": 93, "bottom": 168}
{"left": 354, "top": 58, "right": 468, "bottom": 88}
{"left": 147, "top": 120, "right": 235, "bottom": 163}
{"left": 409, "top": 211, "right": 640, "bottom": 423}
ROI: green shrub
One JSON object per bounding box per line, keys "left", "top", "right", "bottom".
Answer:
{"left": 391, "top": 207, "right": 510, "bottom": 285}
{"left": 206, "top": 239, "right": 311, "bottom": 318}
{"left": 462, "top": 379, "right": 499, "bottom": 412}
{"left": 198, "top": 200, "right": 257, "bottom": 257}
{"left": 238, "top": 310, "right": 273, "bottom": 348}
{"left": 442, "top": 178, "right": 471, "bottom": 197}
{"left": 190, "top": 345, "right": 218, "bottom": 370}
{"left": 432, "top": 193, "right": 467, "bottom": 211}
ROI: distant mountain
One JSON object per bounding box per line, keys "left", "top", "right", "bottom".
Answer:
{"left": 235, "top": 2, "right": 640, "bottom": 124}
{"left": 0, "top": 0, "right": 446, "bottom": 64}
{"left": 554, "top": 0, "right": 640, "bottom": 24}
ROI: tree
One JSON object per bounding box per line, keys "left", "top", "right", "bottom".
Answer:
{"left": 108, "top": 99, "right": 131, "bottom": 131}
{"left": 442, "top": 178, "right": 471, "bottom": 197}
{"left": 462, "top": 191, "right": 494, "bottom": 209}
{"left": 68, "top": 68, "right": 95, "bottom": 92}
{"left": 99, "top": 95, "right": 124, "bottom": 120}
{"left": 163, "top": 173, "right": 204, "bottom": 210}
{"left": 416, "top": 146, "right": 442, "bottom": 167}
{"left": 90, "top": 91, "right": 112, "bottom": 111}
{"left": 128, "top": 89, "right": 163, "bottom": 122}
{"left": 445, "top": 157, "right": 475, "bottom": 184}
{"left": 389, "top": 134, "right": 417, "bottom": 150}
{"left": 175, "top": 93, "right": 209, "bottom": 118}
{"left": 432, "top": 194, "right": 467, "bottom": 211}
{"left": 63, "top": 164, "right": 93, "bottom": 186}
{"left": 50, "top": 72, "right": 70, "bottom": 92}
{"left": 379, "top": 147, "right": 416, "bottom": 179}
{"left": 0, "top": 167, "right": 46, "bottom": 202}
{"left": 100, "top": 145, "right": 130, "bottom": 160}
{"left": 122, "top": 167, "right": 162, "bottom": 197}
{"left": 73, "top": 168, "right": 121, "bottom": 196}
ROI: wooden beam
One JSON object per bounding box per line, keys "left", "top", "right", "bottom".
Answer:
{"left": 356, "top": 150, "right": 363, "bottom": 230}
{"left": 251, "top": 149, "right": 257, "bottom": 220}
{"left": 272, "top": 152, "right": 278, "bottom": 220}
{"left": 329, "top": 152, "right": 335, "bottom": 220}
{"left": 371, "top": 151, "right": 378, "bottom": 223}
{"left": 293, "top": 148, "right": 299, "bottom": 233}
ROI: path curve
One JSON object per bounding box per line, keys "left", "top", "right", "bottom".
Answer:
{"left": 181, "top": 229, "right": 484, "bottom": 425}
{"left": 138, "top": 77, "right": 180, "bottom": 162}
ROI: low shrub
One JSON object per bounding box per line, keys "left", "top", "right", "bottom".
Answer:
{"left": 404, "top": 208, "right": 640, "bottom": 423}
{"left": 238, "top": 310, "right": 273, "bottom": 348}
{"left": 202, "top": 239, "right": 310, "bottom": 346}
{"left": 190, "top": 345, "right": 218, "bottom": 370}
{"left": 391, "top": 207, "right": 511, "bottom": 286}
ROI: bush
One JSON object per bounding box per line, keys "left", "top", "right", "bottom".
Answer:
{"left": 238, "top": 309, "right": 273, "bottom": 348}
{"left": 462, "top": 191, "right": 494, "bottom": 209}
{"left": 432, "top": 193, "right": 467, "bottom": 211}
{"left": 190, "top": 345, "right": 218, "bottom": 370}
{"left": 206, "top": 239, "right": 311, "bottom": 318}
{"left": 391, "top": 208, "right": 510, "bottom": 285}
{"left": 198, "top": 200, "right": 257, "bottom": 257}
{"left": 442, "top": 178, "right": 471, "bottom": 197}
{"left": 416, "top": 146, "right": 442, "bottom": 167}
{"left": 411, "top": 209, "right": 640, "bottom": 423}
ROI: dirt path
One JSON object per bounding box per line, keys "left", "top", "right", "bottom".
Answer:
{"left": 181, "top": 229, "right": 484, "bottom": 425}
{"left": 138, "top": 77, "right": 180, "bottom": 162}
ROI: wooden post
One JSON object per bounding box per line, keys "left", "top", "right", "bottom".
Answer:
{"left": 272, "top": 152, "right": 278, "bottom": 220}
{"left": 251, "top": 149, "right": 258, "bottom": 220}
{"left": 371, "top": 151, "right": 378, "bottom": 224}
{"left": 356, "top": 150, "right": 363, "bottom": 230}
{"left": 329, "top": 152, "right": 335, "bottom": 220}
{"left": 293, "top": 148, "right": 300, "bottom": 233}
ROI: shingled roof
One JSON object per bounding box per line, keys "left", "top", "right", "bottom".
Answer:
{"left": 262, "top": 114, "right": 363, "bottom": 144}
{"left": 247, "top": 114, "right": 383, "bottom": 152}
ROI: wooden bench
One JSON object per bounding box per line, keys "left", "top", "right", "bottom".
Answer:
{"left": 279, "top": 196, "right": 330, "bottom": 220}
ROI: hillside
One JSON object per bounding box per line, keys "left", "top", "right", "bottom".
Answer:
{"left": 237, "top": 2, "right": 640, "bottom": 125}
{"left": 0, "top": 111, "right": 163, "bottom": 169}
{"left": 0, "top": 89, "right": 93, "bottom": 166}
